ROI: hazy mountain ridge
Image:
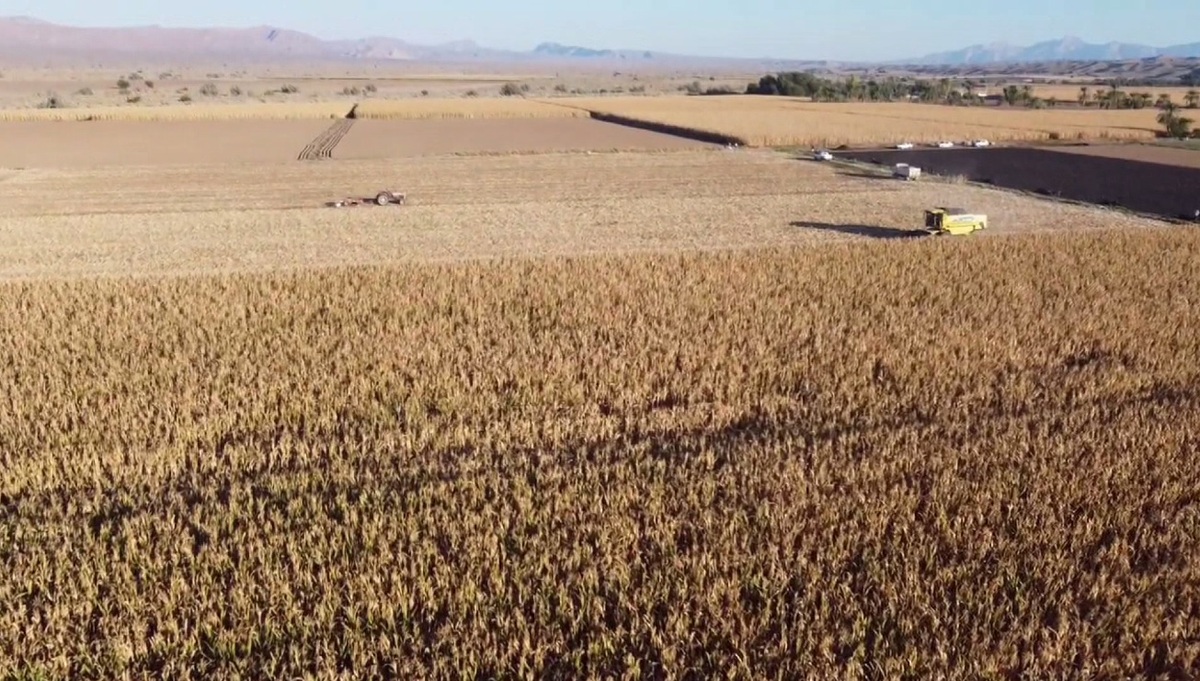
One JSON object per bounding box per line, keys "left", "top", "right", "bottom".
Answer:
{"left": 0, "top": 16, "right": 1196, "bottom": 82}
{"left": 907, "top": 36, "right": 1200, "bottom": 65}
{"left": 0, "top": 15, "right": 826, "bottom": 69}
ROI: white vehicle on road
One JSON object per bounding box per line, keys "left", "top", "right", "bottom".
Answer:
{"left": 895, "top": 142, "right": 915, "bottom": 149}
{"left": 972, "top": 139, "right": 992, "bottom": 147}
{"left": 813, "top": 149, "right": 834, "bottom": 161}
{"left": 936, "top": 141, "right": 955, "bottom": 148}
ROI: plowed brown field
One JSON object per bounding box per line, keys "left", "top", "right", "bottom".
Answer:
{"left": 332, "top": 118, "right": 714, "bottom": 159}
{"left": 0, "top": 120, "right": 333, "bottom": 168}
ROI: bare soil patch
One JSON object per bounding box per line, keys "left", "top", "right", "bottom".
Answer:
{"left": 0, "top": 119, "right": 331, "bottom": 168}
{"left": 833, "top": 147, "right": 1200, "bottom": 221}
{"left": 331, "top": 118, "right": 716, "bottom": 159}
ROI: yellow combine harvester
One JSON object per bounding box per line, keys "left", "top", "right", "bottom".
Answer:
{"left": 924, "top": 207, "right": 988, "bottom": 235}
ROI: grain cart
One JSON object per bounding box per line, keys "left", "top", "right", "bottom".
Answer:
{"left": 924, "top": 207, "right": 988, "bottom": 235}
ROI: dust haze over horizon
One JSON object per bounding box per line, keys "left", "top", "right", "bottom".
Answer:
{"left": 0, "top": 0, "right": 1197, "bottom": 62}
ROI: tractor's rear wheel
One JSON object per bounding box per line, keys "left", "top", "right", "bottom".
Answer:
{"left": 375, "top": 192, "right": 391, "bottom": 206}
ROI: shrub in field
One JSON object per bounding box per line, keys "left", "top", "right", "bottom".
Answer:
{"left": 35, "top": 93, "right": 66, "bottom": 109}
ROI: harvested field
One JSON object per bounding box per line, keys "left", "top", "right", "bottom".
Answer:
{"left": 1048, "top": 142, "right": 1200, "bottom": 169}
{"left": 0, "top": 119, "right": 333, "bottom": 168}
{"left": 0, "top": 150, "right": 1165, "bottom": 281}
{"left": 331, "top": 118, "right": 715, "bottom": 159}
{"left": 550, "top": 95, "right": 1163, "bottom": 147}
{"left": 833, "top": 147, "right": 1200, "bottom": 221}
{"left": 350, "top": 97, "right": 587, "bottom": 120}
{"left": 3, "top": 228, "right": 1200, "bottom": 678}
{"left": 0, "top": 115, "right": 709, "bottom": 170}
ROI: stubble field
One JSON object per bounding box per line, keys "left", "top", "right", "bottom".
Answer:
{"left": 2, "top": 92, "right": 1199, "bottom": 679}
{"left": 0, "top": 149, "right": 1162, "bottom": 281}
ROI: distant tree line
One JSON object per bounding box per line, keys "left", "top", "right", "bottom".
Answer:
{"left": 743, "top": 72, "right": 1200, "bottom": 113}
{"left": 1076, "top": 83, "right": 1200, "bottom": 111}
{"left": 745, "top": 72, "right": 970, "bottom": 104}
{"left": 744, "top": 72, "right": 1052, "bottom": 107}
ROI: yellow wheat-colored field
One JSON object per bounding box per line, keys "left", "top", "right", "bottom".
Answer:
{"left": 0, "top": 101, "right": 354, "bottom": 122}
{"left": 350, "top": 97, "right": 589, "bottom": 120}
{"left": 550, "top": 95, "right": 1164, "bottom": 147}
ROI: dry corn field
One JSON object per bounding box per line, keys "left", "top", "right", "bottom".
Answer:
{"left": 0, "top": 97, "right": 583, "bottom": 124}
{"left": 551, "top": 95, "right": 1164, "bottom": 147}
{"left": 1, "top": 227, "right": 1199, "bottom": 679}
{"left": 0, "top": 101, "right": 353, "bottom": 123}
{"left": 0, "top": 150, "right": 1163, "bottom": 280}
{"left": 350, "top": 97, "right": 587, "bottom": 120}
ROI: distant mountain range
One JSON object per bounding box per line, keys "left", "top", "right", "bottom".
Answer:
{"left": 903, "top": 36, "right": 1200, "bottom": 66}
{"left": 0, "top": 16, "right": 818, "bottom": 69}
{"left": 0, "top": 16, "right": 1198, "bottom": 77}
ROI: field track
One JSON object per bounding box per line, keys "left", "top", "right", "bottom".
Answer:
{"left": 297, "top": 118, "right": 355, "bottom": 160}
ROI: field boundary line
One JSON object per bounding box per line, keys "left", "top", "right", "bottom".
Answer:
{"left": 531, "top": 98, "right": 743, "bottom": 147}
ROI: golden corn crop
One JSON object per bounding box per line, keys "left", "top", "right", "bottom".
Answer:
{"left": 1, "top": 229, "right": 1199, "bottom": 678}
{"left": 350, "top": 97, "right": 588, "bottom": 120}
{"left": 0, "top": 101, "right": 354, "bottom": 122}
{"left": 549, "top": 95, "right": 1164, "bottom": 147}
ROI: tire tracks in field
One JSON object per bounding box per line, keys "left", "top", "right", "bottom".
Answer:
{"left": 297, "top": 119, "right": 355, "bottom": 161}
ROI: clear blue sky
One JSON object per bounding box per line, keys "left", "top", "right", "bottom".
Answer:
{"left": 0, "top": 0, "right": 1196, "bottom": 61}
